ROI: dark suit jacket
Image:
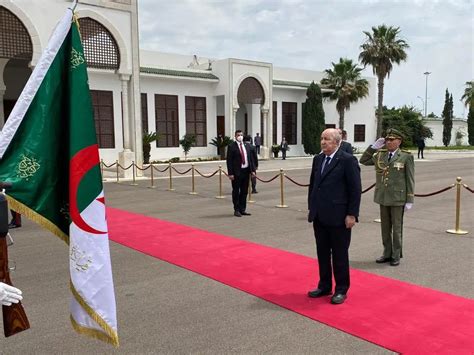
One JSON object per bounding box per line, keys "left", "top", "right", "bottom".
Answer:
{"left": 340, "top": 141, "right": 353, "bottom": 155}
{"left": 308, "top": 149, "right": 361, "bottom": 227}
{"left": 226, "top": 141, "right": 257, "bottom": 177}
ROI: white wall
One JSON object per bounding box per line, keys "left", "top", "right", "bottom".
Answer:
{"left": 140, "top": 76, "right": 219, "bottom": 160}
{"left": 425, "top": 119, "right": 469, "bottom": 146}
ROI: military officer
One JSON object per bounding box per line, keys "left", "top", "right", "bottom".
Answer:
{"left": 360, "top": 128, "right": 415, "bottom": 266}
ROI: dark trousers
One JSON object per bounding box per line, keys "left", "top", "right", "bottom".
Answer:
{"left": 282, "top": 149, "right": 287, "bottom": 159}
{"left": 256, "top": 145, "right": 260, "bottom": 155}
{"left": 417, "top": 147, "right": 424, "bottom": 159}
{"left": 231, "top": 168, "right": 250, "bottom": 212}
{"left": 313, "top": 220, "right": 351, "bottom": 294}
{"left": 10, "top": 210, "right": 21, "bottom": 226}
{"left": 251, "top": 175, "right": 257, "bottom": 192}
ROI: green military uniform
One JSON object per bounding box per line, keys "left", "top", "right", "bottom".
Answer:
{"left": 360, "top": 129, "right": 415, "bottom": 262}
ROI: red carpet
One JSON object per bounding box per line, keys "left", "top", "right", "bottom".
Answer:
{"left": 107, "top": 207, "right": 474, "bottom": 354}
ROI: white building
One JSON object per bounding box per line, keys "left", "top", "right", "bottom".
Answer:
{"left": 1, "top": 0, "right": 378, "bottom": 169}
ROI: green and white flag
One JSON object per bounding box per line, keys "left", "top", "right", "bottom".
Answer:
{"left": 0, "top": 8, "right": 118, "bottom": 346}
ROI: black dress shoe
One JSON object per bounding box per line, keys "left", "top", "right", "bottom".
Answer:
{"left": 307, "top": 288, "right": 331, "bottom": 298}
{"left": 331, "top": 293, "right": 347, "bottom": 304}
{"left": 8, "top": 223, "right": 21, "bottom": 229}
{"left": 240, "top": 211, "right": 251, "bottom": 216}
{"left": 252, "top": 190, "right": 258, "bottom": 194}
{"left": 234, "top": 211, "right": 242, "bottom": 217}
{"left": 390, "top": 259, "right": 400, "bottom": 266}
{"left": 376, "top": 256, "right": 391, "bottom": 263}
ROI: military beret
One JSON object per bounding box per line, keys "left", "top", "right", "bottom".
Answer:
{"left": 385, "top": 128, "right": 404, "bottom": 140}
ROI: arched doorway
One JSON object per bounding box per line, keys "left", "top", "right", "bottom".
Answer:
{"left": 236, "top": 77, "right": 265, "bottom": 145}
{"left": 0, "top": 6, "right": 33, "bottom": 128}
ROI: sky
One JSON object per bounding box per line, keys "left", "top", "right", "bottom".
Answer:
{"left": 138, "top": 0, "right": 473, "bottom": 119}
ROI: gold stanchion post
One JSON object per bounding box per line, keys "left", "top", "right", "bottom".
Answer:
{"left": 215, "top": 165, "right": 225, "bottom": 199}
{"left": 446, "top": 177, "right": 468, "bottom": 235}
{"left": 115, "top": 160, "right": 119, "bottom": 183}
{"left": 189, "top": 164, "right": 198, "bottom": 195}
{"left": 100, "top": 159, "right": 107, "bottom": 182}
{"left": 130, "top": 161, "right": 138, "bottom": 186}
{"left": 148, "top": 164, "right": 156, "bottom": 189}
{"left": 168, "top": 162, "right": 175, "bottom": 191}
{"left": 276, "top": 168, "right": 288, "bottom": 208}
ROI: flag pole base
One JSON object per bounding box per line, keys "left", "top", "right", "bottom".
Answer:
{"left": 215, "top": 196, "right": 225, "bottom": 199}
{"left": 189, "top": 192, "right": 198, "bottom": 195}
{"left": 275, "top": 205, "right": 288, "bottom": 208}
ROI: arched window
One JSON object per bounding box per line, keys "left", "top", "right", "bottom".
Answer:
{"left": 78, "top": 17, "right": 120, "bottom": 70}
{"left": 0, "top": 6, "right": 33, "bottom": 60}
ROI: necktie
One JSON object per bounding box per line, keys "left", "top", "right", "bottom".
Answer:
{"left": 321, "top": 156, "right": 331, "bottom": 173}
{"left": 388, "top": 152, "right": 393, "bottom": 162}
{"left": 239, "top": 143, "right": 246, "bottom": 165}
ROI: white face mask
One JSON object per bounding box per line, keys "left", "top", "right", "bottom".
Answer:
{"left": 236, "top": 135, "right": 243, "bottom": 142}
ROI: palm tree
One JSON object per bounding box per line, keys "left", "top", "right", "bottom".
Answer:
{"left": 320, "top": 58, "right": 369, "bottom": 129}
{"left": 359, "top": 25, "right": 409, "bottom": 136}
{"left": 461, "top": 81, "right": 474, "bottom": 107}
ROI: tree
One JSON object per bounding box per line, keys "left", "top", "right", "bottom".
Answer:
{"left": 320, "top": 58, "right": 369, "bottom": 129}
{"left": 359, "top": 25, "right": 409, "bottom": 137}
{"left": 461, "top": 81, "right": 474, "bottom": 145}
{"left": 442, "top": 89, "right": 453, "bottom": 147}
{"left": 468, "top": 105, "right": 474, "bottom": 145}
{"left": 209, "top": 135, "right": 233, "bottom": 159}
{"left": 382, "top": 105, "right": 432, "bottom": 147}
{"left": 179, "top": 134, "right": 196, "bottom": 160}
{"left": 142, "top": 131, "right": 158, "bottom": 164}
{"left": 302, "top": 82, "right": 326, "bottom": 154}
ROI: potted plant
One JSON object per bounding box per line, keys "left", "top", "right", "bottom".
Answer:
{"left": 271, "top": 144, "right": 281, "bottom": 158}
{"left": 143, "top": 131, "right": 158, "bottom": 164}
{"left": 179, "top": 134, "right": 196, "bottom": 160}
{"left": 209, "top": 135, "right": 233, "bottom": 159}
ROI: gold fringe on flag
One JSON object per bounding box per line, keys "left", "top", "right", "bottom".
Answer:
{"left": 70, "top": 281, "right": 120, "bottom": 347}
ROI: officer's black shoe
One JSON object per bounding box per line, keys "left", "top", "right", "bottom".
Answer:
{"left": 331, "top": 293, "right": 347, "bottom": 305}
{"left": 307, "top": 288, "right": 331, "bottom": 298}
{"left": 240, "top": 211, "right": 251, "bottom": 216}
{"left": 8, "top": 223, "right": 21, "bottom": 229}
{"left": 390, "top": 259, "right": 400, "bottom": 266}
{"left": 234, "top": 211, "right": 242, "bottom": 217}
{"left": 252, "top": 190, "right": 258, "bottom": 194}
{"left": 376, "top": 256, "right": 391, "bottom": 263}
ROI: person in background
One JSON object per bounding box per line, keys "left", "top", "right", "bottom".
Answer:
{"left": 226, "top": 130, "right": 257, "bottom": 217}
{"left": 307, "top": 128, "right": 361, "bottom": 305}
{"left": 339, "top": 129, "right": 353, "bottom": 155}
{"left": 360, "top": 128, "right": 415, "bottom": 266}
{"left": 254, "top": 133, "right": 262, "bottom": 155}
{"left": 244, "top": 135, "right": 259, "bottom": 193}
{"left": 416, "top": 137, "right": 425, "bottom": 159}
{"left": 280, "top": 137, "right": 289, "bottom": 160}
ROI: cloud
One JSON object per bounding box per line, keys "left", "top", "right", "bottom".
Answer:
{"left": 138, "top": 0, "right": 473, "bottom": 117}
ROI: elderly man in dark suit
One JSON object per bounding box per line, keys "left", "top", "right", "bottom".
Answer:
{"left": 307, "top": 128, "right": 361, "bottom": 304}
{"left": 227, "top": 130, "right": 256, "bottom": 217}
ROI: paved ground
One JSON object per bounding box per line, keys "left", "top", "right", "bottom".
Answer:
{"left": 2, "top": 151, "right": 473, "bottom": 354}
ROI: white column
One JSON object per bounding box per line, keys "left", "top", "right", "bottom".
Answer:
{"left": 261, "top": 108, "right": 270, "bottom": 159}
{"left": 118, "top": 74, "right": 134, "bottom": 178}
{"left": 232, "top": 107, "right": 238, "bottom": 136}
{"left": 120, "top": 74, "right": 132, "bottom": 150}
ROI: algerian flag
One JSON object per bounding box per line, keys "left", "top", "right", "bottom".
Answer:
{"left": 0, "top": 8, "right": 118, "bottom": 346}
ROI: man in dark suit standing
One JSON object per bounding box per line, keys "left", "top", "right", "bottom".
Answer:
{"left": 339, "top": 129, "right": 353, "bottom": 155}
{"left": 244, "top": 135, "right": 259, "bottom": 193}
{"left": 307, "top": 128, "right": 361, "bottom": 304}
{"left": 227, "top": 130, "right": 256, "bottom": 217}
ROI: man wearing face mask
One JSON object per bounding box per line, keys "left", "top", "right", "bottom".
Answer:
{"left": 360, "top": 128, "right": 415, "bottom": 266}
{"left": 226, "top": 130, "right": 257, "bottom": 217}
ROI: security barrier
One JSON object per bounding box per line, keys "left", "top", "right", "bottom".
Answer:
{"left": 100, "top": 161, "right": 472, "bottom": 235}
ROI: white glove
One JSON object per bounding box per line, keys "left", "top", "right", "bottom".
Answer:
{"left": 371, "top": 138, "right": 386, "bottom": 150}
{"left": 0, "top": 282, "right": 23, "bottom": 306}
{"left": 405, "top": 203, "right": 413, "bottom": 211}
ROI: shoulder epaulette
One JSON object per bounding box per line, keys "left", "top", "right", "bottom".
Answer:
{"left": 401, "top": 149, "right": 412, "bottom": 154}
